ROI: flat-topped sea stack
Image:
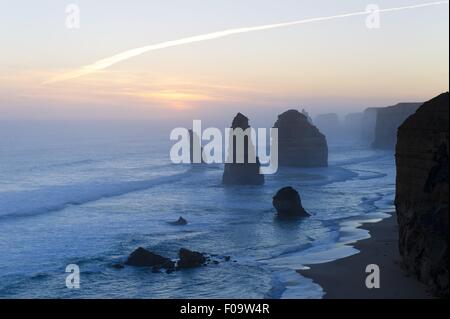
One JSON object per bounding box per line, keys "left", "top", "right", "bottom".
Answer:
{"left": 372, "top": 102, "right": 422, "bottom": 149}
{"left": 274, "top": 110, "right": 328, "bottom": 167}
{"left": 222, "top": 113, "right": 264, "bottom": 185}
{"left": 395, "top": 92, "right": 449, "bottom": 297}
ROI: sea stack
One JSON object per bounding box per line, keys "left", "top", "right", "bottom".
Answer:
{"left": 395, "top": 92, "right": 449, "bottom": 297}
{"left": 189, "top": 129, "right": 203, "bottom": 164}
{"left": 273, "top": 186, "right": 309, "bottom": 218}
{"left": 372, "top": 102, "right": 422, "bottom": 149}
{"left": 222, "top": 113, "right": 264, "bottom": 185}
{"left": 274, "top": 109, "right": 328, "bottom": 167}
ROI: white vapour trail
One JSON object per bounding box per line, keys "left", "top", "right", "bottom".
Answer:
{"left": 46, "top": 1, "right": 448, "bottom": 83}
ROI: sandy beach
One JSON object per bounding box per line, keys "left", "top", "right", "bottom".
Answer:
{"left": 298, "top": 213, "right": 435, "bottom": 299}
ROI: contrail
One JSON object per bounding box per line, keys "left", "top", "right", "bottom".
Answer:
{"left": 46, "top": 1, "right": 448, "bottom": 83}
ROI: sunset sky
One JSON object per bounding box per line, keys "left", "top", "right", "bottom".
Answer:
{"left": 0, "top": 0, "right": 448, "bottom": 121}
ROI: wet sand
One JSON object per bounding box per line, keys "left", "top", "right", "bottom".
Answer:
{"left": 298, "top": 213, "right": 434, "bottom": 299}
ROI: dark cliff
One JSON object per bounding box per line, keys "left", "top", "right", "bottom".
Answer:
{"left": 395, "top": 92, "right": 449, "bottom": 297}
{"left": 373, "top": 102, "right": 422, "bottom": 149}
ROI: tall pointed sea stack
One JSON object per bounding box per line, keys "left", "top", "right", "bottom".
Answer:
{"left": 274, "top": 109, "right": 328, "bottom": 167}
{"left": 222, "top": 113, "right": 264, "bottom": 185}
{"left": 395, "top": 92, "right": 449, "bottom": 297}
{"left": 189, "top": 129, "right": 203, "bottom": 164}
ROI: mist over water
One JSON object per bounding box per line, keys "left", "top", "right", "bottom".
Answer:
{"left": 0, "top": 120, "right": 395, "bottom": 298}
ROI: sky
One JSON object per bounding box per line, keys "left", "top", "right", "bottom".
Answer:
{"left": 0, "top": 0, "right": 448, "bottom": 123}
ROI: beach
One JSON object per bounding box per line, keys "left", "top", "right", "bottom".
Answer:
{"left": 298, "top": 212, "right": 434, "bottom": 299}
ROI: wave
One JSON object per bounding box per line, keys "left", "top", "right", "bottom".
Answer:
{"left": 0, "top": 169, "right": 191, "bottom": 221}
{"left": 330, "top": 152, "right": 392, "bottom": 167}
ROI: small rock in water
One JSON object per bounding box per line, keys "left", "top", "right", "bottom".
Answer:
{"left": 177, "top": 248, "right": 206, "bottom": 269}
{"left": 273, "top": 186, "right": 310, "bottom": 218}
{"left": 125, "top": 247, "right": 175, "bottom": 269}
{"left": 112, "top": 263, "right": 124, "bottom": 269}
{"left": 168, "top": 216, "right": 188, "bottom": 226}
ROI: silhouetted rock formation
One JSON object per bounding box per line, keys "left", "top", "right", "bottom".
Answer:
{"left": 177, "top": 248, "right": 207, "bottom": 269}
{"left": 273, "top": 186, "right": 310, "bottom": 218}
{"left": 125, "top": 247, "right": 175, "bottom": 269}
{"left": 361, "top": 107, "right": 382, "bottom": 142}
{"left": 274, "top": 110, "right": 328, "bottom": 167}
{"left": 222, "top": 113, "right": 264, "bottom": 185}
{"left": 314, "top": 113, "right": 340, "bottom": 137}
{"left": 372, "top": 102, "right": 422, "bottom": 149}
{"left": 189, "top": 129, "right": 203, "bottom": 164}
{"left": 395, "top": 92, "right": 449, "bottom": 297}
{"left": 168, "top": 216, "right": 188, "bottom": 226}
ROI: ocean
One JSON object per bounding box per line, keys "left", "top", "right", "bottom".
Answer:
{"left": 0, "top": 122, "right": 395, "bottom": 298}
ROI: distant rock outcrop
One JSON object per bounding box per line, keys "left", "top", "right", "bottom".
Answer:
{"left": 343, "top": 112, "right": 363, "bottom": 136}
{"left": 372, "top": 102, "right": 422, "bottom": 149}
{"left": 273, "top": 186, "right": 309, "bottom": 218}
{"left": 395, "top": 92, "right": 449, "bottom": 297}
{"left": 125, "top": 247, "right": 175, "bottom": 269}
{"left": 222, "top": 113, "right": 264, "bottom": 185}
{"left": 361, "top": 107, "right": 382, "bottom": 142}
{"left": 274, "top": 110, "right": 328, "bottom": 167}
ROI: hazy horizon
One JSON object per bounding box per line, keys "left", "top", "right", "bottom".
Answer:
{"left": 1, "top": 0, "right": 448, "bottom": 121}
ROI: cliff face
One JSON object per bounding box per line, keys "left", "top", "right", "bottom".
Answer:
{"left": 361, "top": 107, "right": 381, "bottom": 142}
{"left": 372, "top": 103, "right": 422, "bottom": 149}
{"left": 222, "top": 113, "right": 264, "bottom": 185}
{"left": 274, "top": 110, "right": 328, "bottom": 167}
{"left": 395, "top": 92, "right": 449, "bottom": 297}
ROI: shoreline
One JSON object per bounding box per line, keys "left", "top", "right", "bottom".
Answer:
{"left": 298, "top": 212, "right": 434, "bottom": 299}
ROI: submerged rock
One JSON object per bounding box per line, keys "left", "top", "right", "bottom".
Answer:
{"left": 274, "top": 110, "right": 328, "bottom": 167}
{"left": 395, "top": 92, "right": 449, "bottom": 297}
{"left": 112, "top": 263, "right": 124, "bottom": 270}
{"left": 177, "top": 248, "right": 207, "bottom": 269}
{"left": 222, "top": 113, "right": 264, "bottom": 185}
{"left": 273, "top": 186, "right": 310, "bottom": 218}
{"left": 125, "top": 247, "right": 175, "bottom": 269}
{"left": 372, "top": 102, "right": 422, "bottom": 149}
